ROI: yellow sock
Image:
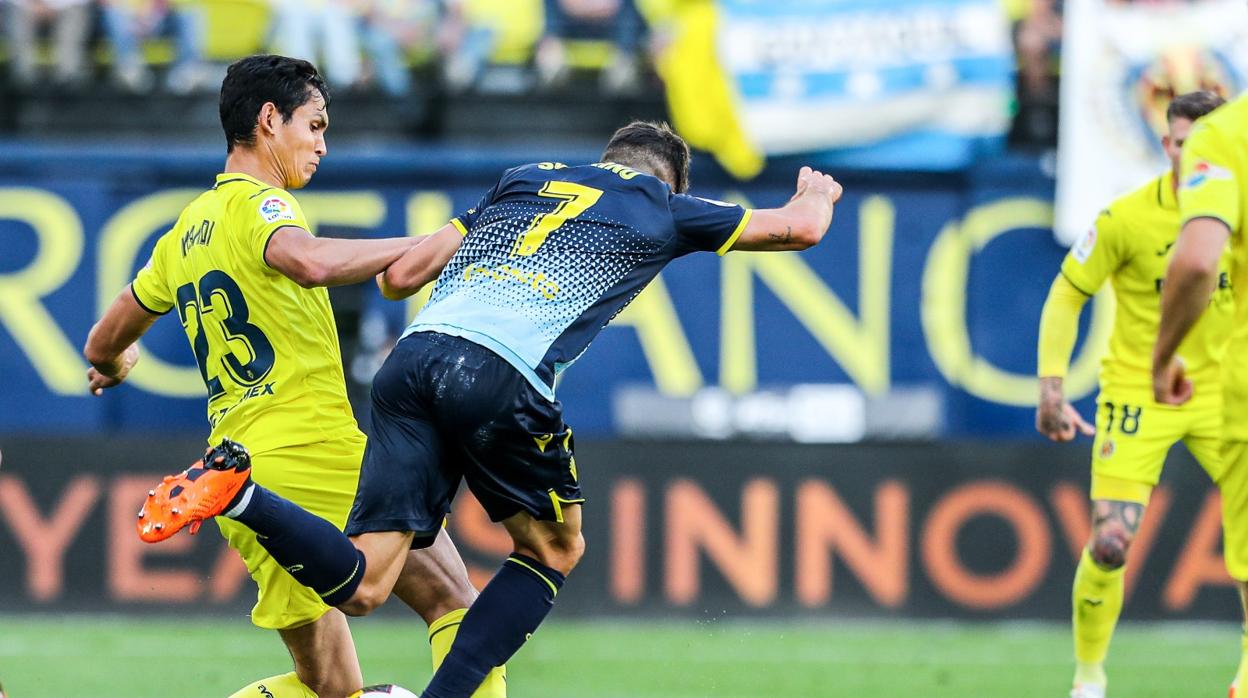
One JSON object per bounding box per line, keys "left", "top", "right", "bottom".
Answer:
{"left": 429, "top": 608, "right": 508, "bottom": 698}
{"left": 228, "top": 672, "right": 316, "bottom": 698}
{"left": 1235, "top": 628, "right": 1248, "bottom": 689}
{"left": 1072, "top": 548, "right": 1125, "bottom": 687}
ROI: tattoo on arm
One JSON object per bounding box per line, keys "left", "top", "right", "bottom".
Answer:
{"left": 768, "top": 226, "right": 793, "bottom": 244}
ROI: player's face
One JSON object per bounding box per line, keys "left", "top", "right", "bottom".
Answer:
{"left": 272, "top": 92, "right": 328, "bottom": 190}
{"left": 1163, "top": 116, "right": 1194, "bottom": 175}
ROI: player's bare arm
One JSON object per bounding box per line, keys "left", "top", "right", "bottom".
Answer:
{"left": 83, "top": 288, "right": 160, "bottom": 395}
{"left": 1154, "top": 216, "right": 1230, "bottom": 404}
{"left": 376, "top": 223, "right": 464, "bottom": 300}
{"left": 264, "top": 226, "right": 419, "bottom": 288}
{"left": 730, "top": 166, "right": 843, "bottom": 252}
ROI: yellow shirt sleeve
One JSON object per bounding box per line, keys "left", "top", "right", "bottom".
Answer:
{"left": 130, "top": 233, "right": 174, "bottom": 314}
{"left": 1037, "top": 274, "right": 1090, "bottom": 378}
{"left": 1059, "top": 206, "right": 1121, "bottom": 296}
{"left": 1179, "top": 122, "right": 1240, "bottom": 234}
{"left": 249, "top": 189, "right": 312, "bottom": 267}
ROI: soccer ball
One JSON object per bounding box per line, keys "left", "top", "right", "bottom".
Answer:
{"left": 349, "top": 685, "right": 419, "bottom": 698}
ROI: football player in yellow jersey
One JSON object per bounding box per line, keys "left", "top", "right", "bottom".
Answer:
{"left": 1038, "top": 91, "right": 1231, "bottom": 698}
{"left": 1157, "top": 90, "right": 1248, "bottom": 698}
{"left": 82, "top": 55, "right": 505, "bottom": 698}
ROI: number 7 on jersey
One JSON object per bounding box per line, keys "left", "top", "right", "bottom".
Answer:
{"left": 512, "top": 181, "right": 603, "bottom": 257}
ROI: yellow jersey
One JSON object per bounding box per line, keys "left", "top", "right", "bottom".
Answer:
{"left": 1062, "top": 170, "right": 1233, "bottom": 404}
{"left": 1179, "top": 94, "right": 1248, "bottom": 440}
{"left": 131, "top": 173, "right": 360, "bottom": 454}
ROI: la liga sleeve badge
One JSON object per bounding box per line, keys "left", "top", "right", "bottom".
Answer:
{"left": 259, "top": 196, "right": 296, "bottom": 224}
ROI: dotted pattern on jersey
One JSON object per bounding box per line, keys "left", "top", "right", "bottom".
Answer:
{"left": 425, "top": 199, "right": 663, "bottom": 343}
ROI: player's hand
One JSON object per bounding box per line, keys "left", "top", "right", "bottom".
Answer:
{"left": 87, "top": 344, "right": 139, "bottom": 396}
{"left": 1152, "top": 355, "right": 1193, "bottom": 405}
{"left": 790, "top": 166, "right": 843, "bottom": 205}
{"left": 1036, "top": 400, "right": 1094, "bottom": 442}
{"left": 1036, "top": 377, "right": 1094, "bottom": 441}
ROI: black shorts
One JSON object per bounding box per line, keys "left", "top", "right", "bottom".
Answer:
{"left": 345, "top": 331, "right": 583, "bottom": 547}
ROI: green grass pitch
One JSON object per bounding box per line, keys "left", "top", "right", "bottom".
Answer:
{"left": 0, "top": 616, "right": 1239, "bottom": 697}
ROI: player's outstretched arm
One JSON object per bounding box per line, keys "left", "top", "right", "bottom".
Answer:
{"left": 376, "top": 223, "right": 464, "bottom": 300}
{"left": 1035, "top": 274, "right": 1095, "bottom": 441}
{"left": 264, "top": 226, "right": 419, "bottom": 288}
{"left": 1154, "top": 216, "right": 1229, "bottom": 404}
{"left": 83, "top": 288, "right": 160, "bottom": 395}
{"left": 728, "top": 166, "right": 843, "bottom": 252}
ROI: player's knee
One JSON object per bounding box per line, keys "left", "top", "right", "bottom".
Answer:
{"left": 338, "top": 585, "right": 386, "bottom": 617}
{"left": 1089, "top": 529, "right": 1132, "bottom": 569}
{"left": 543, "top": 531, "right": 586, "bottom": 575}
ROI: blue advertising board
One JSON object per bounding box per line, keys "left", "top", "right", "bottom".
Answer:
{"left": 0, "top": 144, "right": 1104, "bottom": 438}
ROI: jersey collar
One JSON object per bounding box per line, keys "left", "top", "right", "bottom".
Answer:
{"left": 214, "top": 172, "right": 271, "bottom": 189}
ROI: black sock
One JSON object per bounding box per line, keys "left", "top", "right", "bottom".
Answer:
{"left": 226, "top": 483, "right": 365, "bottom": 606}
{"left": 421, "top": 553, "right": 566, "bottom": 698}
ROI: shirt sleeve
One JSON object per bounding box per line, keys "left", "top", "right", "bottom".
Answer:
{"left": 669, "top": 193, "right": 753, "bottom": 255}
{"left": 1059, "top": 206, "right": 1121, "bottom": 296}
{"left": 130, "top": 233, "right": 174, "bottom": 315}
{"left": 451, "top": 178, "right": 504, "bottom": 237}
{"left": 1179, "top": 122, "right": 1240, "bottom": 234}
{"left": 250, "top": 189, "right": 312, "bottom": 267}
{"left": 1036, "top": 274, "right": 1090, "bottom": 378}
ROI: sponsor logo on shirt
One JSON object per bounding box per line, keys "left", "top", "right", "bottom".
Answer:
{"left": 1184, "top": 161, "right": 1232, "bottom": 189}
{"left": 1072, "top": 225, "right": 1097, "bottom": 263}
{"left": 259, "top": 196, "right": 296, "bottom": 224}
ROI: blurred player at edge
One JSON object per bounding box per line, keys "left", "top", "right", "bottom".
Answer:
{"left": 1037, "top": 91, "right": 1230, "bottom": 698}
{"left": 1155, "top": 88, "right": 1248, "bottom": 698}
{"left": 140, "top": 121, "right": 843, "bottom": 697}
{"left": 81, "top": 55, "right": 506, "bottom": 698}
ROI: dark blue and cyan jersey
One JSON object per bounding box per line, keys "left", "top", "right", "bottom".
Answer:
{"left": 405, "top": 161, "right": 753, "bottom": 400}
{"left": 346, "top": 161, "right": 752, "bottom": 539}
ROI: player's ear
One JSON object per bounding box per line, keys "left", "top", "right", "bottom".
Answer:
{"left": 257, "top": 102, "right": 280, "bottom": 138}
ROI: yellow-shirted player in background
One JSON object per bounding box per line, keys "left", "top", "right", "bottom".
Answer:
{"left": 1038, "top": 91, "right": 1231, "bottom": 698}
{"left": 82, "top": 55, "right": 505, "bottom": 698}
{"left": 1156, "top": 89, "right": 1248, "bottom": 698}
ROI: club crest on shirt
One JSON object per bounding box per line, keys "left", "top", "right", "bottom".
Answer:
{"left": 259, "top": 196, "right": 295, "bottom": 224}
{"left": 1184, "top": 161, "right": 1232, "bottom": 190}
{"left": 1072, "top": 225, "right": 1097, "bottom": 263}
{"left": 1100, "top": 439, "right": 1115, "bottom": 459}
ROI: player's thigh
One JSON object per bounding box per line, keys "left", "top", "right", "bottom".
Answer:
{"left": 217, "top": 434, "right": 365, "bottom": 630}
{"left": 344, "top": 336, "right": 460, "bottom": 545}
{"left": 1090, "top": 397, "right": 1181, "bottom": 497}
{"left": 1181, "top": 400, "right": 1226, "bottom": 483}
{"left": 1219, "top": 440, "right": 1248, "bottom": 581}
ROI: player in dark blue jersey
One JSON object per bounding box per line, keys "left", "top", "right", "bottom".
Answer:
{"left": 143, "top": 121, "right": 842, "bottom": 698}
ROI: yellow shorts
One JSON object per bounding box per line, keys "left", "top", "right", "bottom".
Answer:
{"left": 1090, "top": 395, "right": 1223, "bottom": 504}
{"left": 1219, "top": 441, "right": 1248, "bottom": 580}
{"left": 216, "top": 431, "right": 366, "bottom": 630}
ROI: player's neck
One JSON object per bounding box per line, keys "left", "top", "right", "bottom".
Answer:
{"left": 223, "top": 149, "right": 286, "bottom": 189}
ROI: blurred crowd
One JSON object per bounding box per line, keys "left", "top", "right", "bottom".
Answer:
{"left": 0, "top": 0, "right": 653, "bottom": 96}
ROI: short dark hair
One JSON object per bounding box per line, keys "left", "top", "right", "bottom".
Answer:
{"left": 601, "top": 121, "right": 692, "bottom": 193}
{"left": 219, "top": 54, "right": 330, "bottom": 153}
{"left": 1167, "top": 90, "right": 1225, "bottom": 124}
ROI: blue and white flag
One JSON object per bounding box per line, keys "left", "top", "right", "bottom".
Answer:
{"left": 663, "top": 0, "right": 1015, "bottom": 175}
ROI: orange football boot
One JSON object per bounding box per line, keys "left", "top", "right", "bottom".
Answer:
{"left": 137, "top": 438, "right": 252, "bottom": 543}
